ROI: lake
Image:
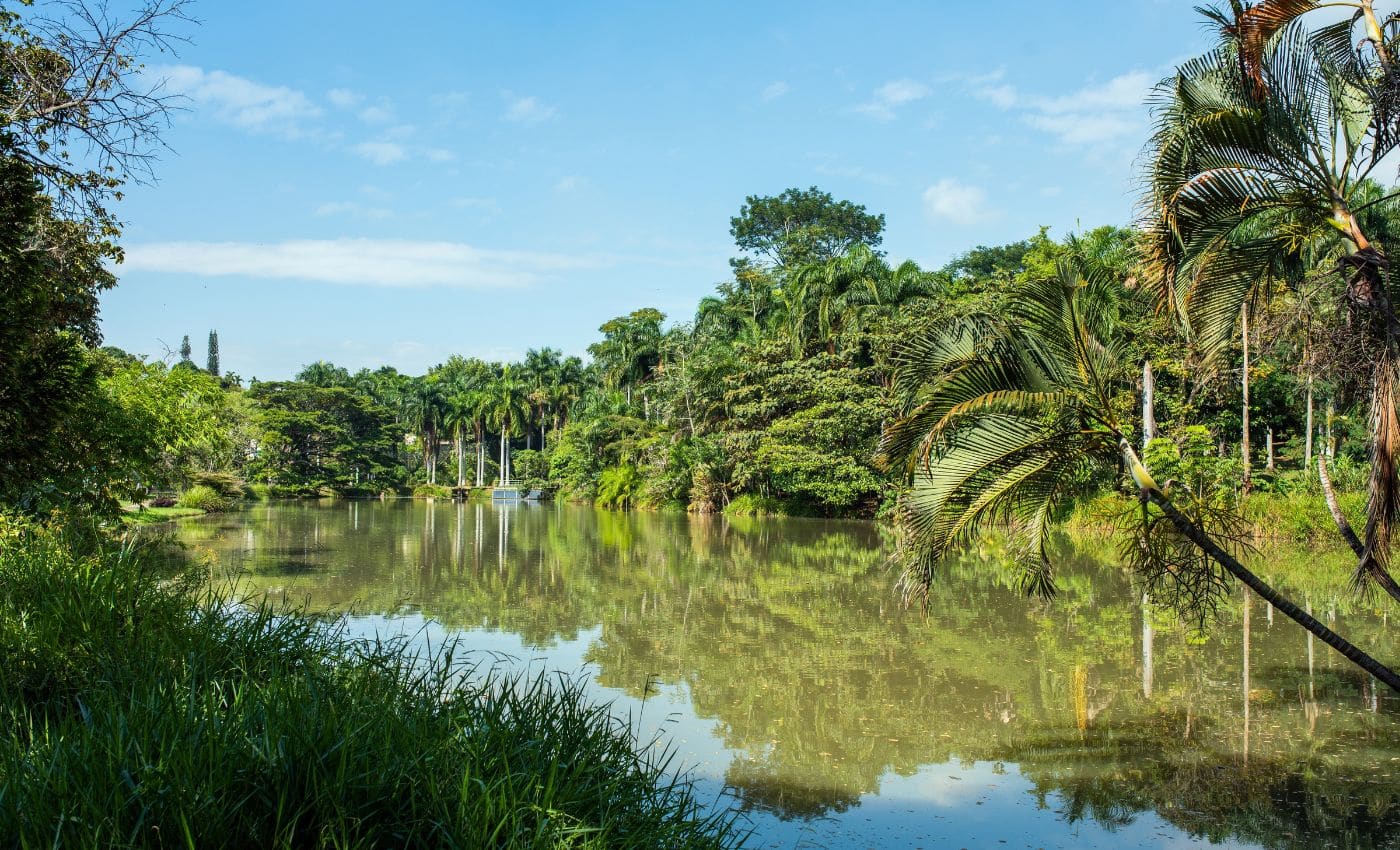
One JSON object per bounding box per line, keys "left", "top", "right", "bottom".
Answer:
{"left": 169, "top": 499, "right": 1400, "bottom": 849}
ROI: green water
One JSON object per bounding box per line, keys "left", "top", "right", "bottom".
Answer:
{"left": 171, "top": 499, "right": 1400, "bottom": 849}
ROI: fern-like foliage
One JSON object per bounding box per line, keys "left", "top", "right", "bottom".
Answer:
{"left": 878, "top": 260, "right": 1133, "bottom": 605}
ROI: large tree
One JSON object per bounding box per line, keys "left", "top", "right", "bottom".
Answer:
{"left": 730, "top": 186, "right": 885, "bottom": 269}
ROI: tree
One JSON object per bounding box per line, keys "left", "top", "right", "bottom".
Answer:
{"left": 588, "top": 309, "right": 665, "bottom": 407}
{"left": 730, "top": 187, "right": 885, "bottom": 269}
{"left": 487, "top": 367, "right": 530, "bottom": 485}
{"left": 246, "top": 382, "right": 395, "bottom": 493}
{"left": 0, "top": 154, "right": 115, "bottom": 513}
{"left": 0, "top": 0, "right": 193, "bottom": 227}
{"left": 178, "top": 334, "right": 192, "bottom": 365}
{"left": 206, "top": 330, "right": 219, "bottom": 377}
{"left": 1144, "top": 11, "right": 1400, "bottom": 599}
{"left": 879, "top": 259, "right": 1400, "bottom": 692}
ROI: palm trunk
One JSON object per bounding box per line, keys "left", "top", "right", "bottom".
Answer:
{"left": 1305, "top": 375, "right": 1315, "bottom": 474}
{"left": 1142, "top": 360, "right": 1157, "bottom": 448}
{"left": 1122, "top": 437, "right": 1400, "bottom": 692}
{"left": 1320, "top": 455, "right": 1365, "bottom": 557}
{"left": 1241, "top": 305, "right": 1252, "bottom": 490}
{"left": 456, "top": 432, "right": 465, "bottom": 488}
{"left": 1144, "top": 488, "right": 1400, "bottom": 693}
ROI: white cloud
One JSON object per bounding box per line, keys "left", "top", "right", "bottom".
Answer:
{"left": 761, "top": 81, "right": 790, "bottom": 101}
{"left": 122, "top": 239, "right": 607, "bottom": 288}
{"left": 502, "top": 92, "right": 557, "bottom": 124}
{"left": 158, "top": 65, "right": 320, "bottom": 136}
{"left": 425, "top": 148, "right": 456, "bottom": 163}
{"left": 314, "top": 201, "right": 392, "bottom": 220}
{"left": 358, "top": 105, "right": 394, "bottom": 124}
{"left": 923, "top": 179, "right": 995, "bottom": 225}
{"left": 352, "top": 141, "right": 407, "bottom": 165}
{"left": 554, "top": 175, "right": 585, "bottom": 193}
{"left": 972, "top": 70, "right": 1154, "bottom": 148}
{"left": 327, "top": 88, "right": 362, "bottom": 108}
{"left": 857, "top": 78, "right": 930, "bottom": 120}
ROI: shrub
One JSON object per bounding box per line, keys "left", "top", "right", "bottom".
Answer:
{"left": 247, "top": 483, "right": 274, "bottom": 501}
{"left": 597, "top": 465, "right": 643, "bottom": 509}
{"left": 192, "top": 470, "right": 247, "bottom": 500}
{"left": 177, "top": 484, "right": 231, "bottom": 512}
{"left": 412, "top": 483, "right": 453, "bottom": 500}
{"left": 149, "top": 496, "right": 177, "bottom": 508}
{"left": 723, "top": 494, "right": 789, "bottom": 517}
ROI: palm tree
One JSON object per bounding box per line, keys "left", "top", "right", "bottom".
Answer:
{"left": 442, "top": 392, "right": 473, "bottom": 488}
{"left": 879, "top": 259, "right": 1400, "bottom": 692}
{"left": 487, "top": 367, "right": 530, "bottom": 486}
{"left": 1144, "top": 15, "right": 1400, "bottom": 599}
{"left": 405, "top": 378, "right": 444, "bottom": 485}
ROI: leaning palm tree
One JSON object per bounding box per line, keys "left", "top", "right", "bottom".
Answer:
{"left": 1144, "top": 14, "right": 1400, "bottom": 600}
{"left": 879, "top": 260, "right": 1400, "bottom": 692}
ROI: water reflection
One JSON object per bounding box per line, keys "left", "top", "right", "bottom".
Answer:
{"left": 169, "top": 500, "right": 1400, "bottom": 848}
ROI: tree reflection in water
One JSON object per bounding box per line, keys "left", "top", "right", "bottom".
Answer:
{"left": 170, "top": 501, "right": 1400, "bottom": 848}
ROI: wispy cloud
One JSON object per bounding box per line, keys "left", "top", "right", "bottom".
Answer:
{"left": 158, "top": 65, "right": 320, "bottom": 137}
{"left": 352, "top": 141, "right": 407, "bottom": 165}
{"left": 314, "top": 201, "right": 392, "bottom": 220}
{"left": 122, "top": 239, "right": 607, "bottom": 288}
{"left": 923, "top": 179, "right": 995, "bottom": 225}
{"left": 553, "top": 175, "right": 585, "bottom": 193}
{"left": 857, "top": 78, "right": 929, "bottom": 121}
{"left": 502, "top": 92, "right": 557, "bottom": 124}
{"left": 971, "top": 70, "right": 1155, "bottom": 148}
{"left": 761, "top": 81, "right": 790, "bottom": 101}
{"left": 327, "top": 88, "right": 362, "bottom": 109}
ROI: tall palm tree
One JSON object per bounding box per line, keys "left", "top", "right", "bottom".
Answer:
{"left": 1144, "top": 15, "right": 1400, "bottom": 599}
{"left": 487, "top": 367, "right": 530, "bottom": 486}
{"left": 405, "top": 378, "right": 444, "bottom": 485}
{"left": 879, "top": 259, "right": 1400, "bottom": 691}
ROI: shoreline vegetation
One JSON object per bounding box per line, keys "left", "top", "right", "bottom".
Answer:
{"left": 0, "top": 518, "right": 741, "bottom": 848}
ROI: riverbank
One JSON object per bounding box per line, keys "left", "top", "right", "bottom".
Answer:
{"left": 0, "top": 518, "right": 739, "bottom": 848}
{"left": 121, "top": 505, "right": 207, "bottom": 525}
{"left": 1068, "top": 490, "right": 1366, "bottom": 546}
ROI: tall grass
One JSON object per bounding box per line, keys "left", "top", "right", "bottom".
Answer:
{"left": 0, "top": 520, "right": 741, "bottom": 849}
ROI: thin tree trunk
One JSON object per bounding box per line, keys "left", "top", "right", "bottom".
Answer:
{"left": 499, "top": 433, "right": 506, "bottom": 486}
{"left": 456, "top": 433, "right": 465, "bottom": 488}
{"left": 1267, "top": 428, "right": 1275, "bottom": 471}
{"left": 1142, "top": 360, "right": 1158, "bottom": 448}
{"left": 1144, "top": 488, "right": 1400, "bottom": 693}
{"left": 1242, "top": 305, "right": 1252, "bottom": 490}
{"left": 1320, "top": 456, "right": 1365, "bottom": 557}
{"left": 1305, "top": 375, "right": 1315, "bottom": 474}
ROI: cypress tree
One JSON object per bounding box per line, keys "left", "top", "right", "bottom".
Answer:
{"left": 207, "top": 330, "right": 220, "bottom": 377}
{"left": 179, "top": 335, "right": 192, "bottom": 364}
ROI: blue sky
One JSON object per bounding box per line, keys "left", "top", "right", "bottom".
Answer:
{"left": 99, "top": 0, "right": 1210, "bottom": 380}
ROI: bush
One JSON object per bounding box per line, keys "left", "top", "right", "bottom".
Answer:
{"left": 0, "top": 520, "right": 740, "bottom": 848}
{"left": 148, "top": 496, "right": 177, "bottom": 508}
{"left": 247, "top": 483, "right": 274, "bottom": 501}
{"left": 177, "top": 485, "right": 231, "bottom": 512}
{"left": 722, "top": 494, "right": 790, "bottom": 517}
{"left": 191, "top": 470, "right": 247, "bottom": 500}
{"left": 412, "top": 483, "right": 453, "bottom": 500}
{"left": 597, "top": 465, "right": 643, "bottom": 509}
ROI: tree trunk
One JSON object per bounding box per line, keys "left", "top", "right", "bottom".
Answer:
{"left": 499, "top": 433, "right": 506, "bottom": 486}
{"left": 1142, "top": 360, "right": 1158, "bottom": 448}
{"left": 1144, "top": 488, "right": 1400, "bottom": 693}
{"left": 1305, "top": 375, "right": 1314, "bottom": 474}
{"left": 456, "top": 432, "right": 465, "bottom": 488}
{"left": 1241, "top": 305, "right": 1252, "bottom": 490}
{"left": 1266, "top": 428, "right": 1275, "bottom": 471}
{"left": 1320, "top": 455, "right": 1365, "bottom": 557}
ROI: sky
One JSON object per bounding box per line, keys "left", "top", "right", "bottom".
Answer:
{"left": 97, "top": 0, "right": 1212, "bottom": 380}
